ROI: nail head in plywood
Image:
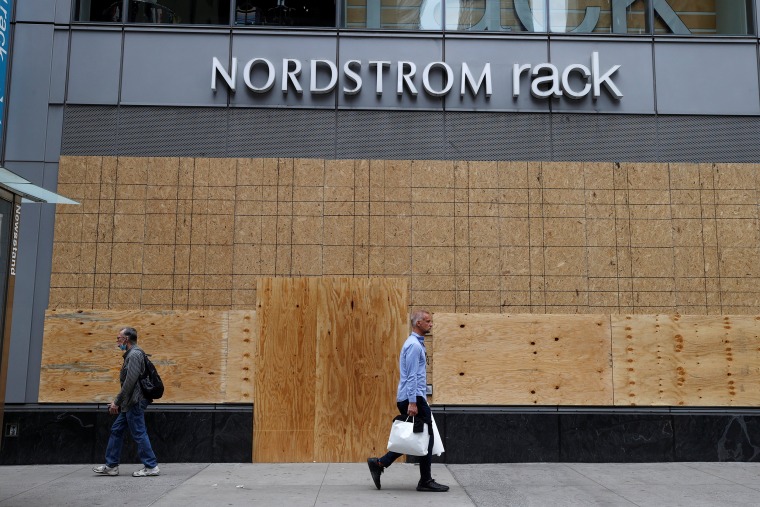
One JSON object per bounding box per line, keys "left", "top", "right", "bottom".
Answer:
{"left": 39, "top": 309, "right": 226, "bottom": 403}
{"left": 432, "top": 313, "right": 613, "bottom": 405}
{"left": 224, "top": 310, "right": 256, "bottom": 403}
{"left": 612, "top": 314, "right": 760, "bottom": 406}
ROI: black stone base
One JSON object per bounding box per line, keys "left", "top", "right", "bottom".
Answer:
{"left": 4, "top": 405, "right": 760, "bottom": 464}
{"left": 0, "top": 404, "right": 252, "bottom": 465}
{"left": 434, "top": 409, "right": 760, "bottom": 463}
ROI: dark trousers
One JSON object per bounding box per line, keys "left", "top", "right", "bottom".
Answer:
{"left": 378, "top": 396, "right": 434, "bottom": 483}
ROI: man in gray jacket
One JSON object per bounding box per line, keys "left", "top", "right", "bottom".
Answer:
{"left": 93, "top": 327, "right": 160, "bottom": 477}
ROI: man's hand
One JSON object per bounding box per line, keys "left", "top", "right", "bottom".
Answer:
{"left": 108, "top": 402, "right": 119, "bottom": 415}
{"left": 407, "top": 401, "right": 418, "bottom": 417}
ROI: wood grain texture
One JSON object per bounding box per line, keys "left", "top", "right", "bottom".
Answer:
{"left": 42, "top": 307, "right": 760, "bottom": 411}
{"left": 314, "top": 278, "right": 354, "bottom": 461}
{"left": 432, "top": 313, "right": 613, "bottom": 405}
{"left": 224, "top": 310, "right": 256, "bottom": 403}
{"left": 254, "top": 278, "right": 318, "bottom": 462}
{"left": 39, "top": 309, "right": 250, "bottom": 403}
{"left": 254, "top": 277, "right": 407, "bottom": 462}
{"left": 356, "top": 278, "right": 408, "bottom": 458}
{"left": 612, "top": 314, "right": 760, "bottom": 406}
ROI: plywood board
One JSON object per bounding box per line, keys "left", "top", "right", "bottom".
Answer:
{"left": 40, "top": 309, "right": 228, "bottom": 403}
{"left": 224, "top": 310, "right": 256, "bottom": 403}
{"left": 254, "top": 278, "right": 318, "bottom": 462}
{"left": 313, "top": 278, "right": 355, "bottom": 461}
{"left": 313, "top": 278, "right": 407, "bottom": 461}
{"left": 254, "top": 277, "right": 407, "bottom": 462}
{"left": 432, "top": 313, "right": 613, "bottom": 405}
{"left": 359, "top": 278, "right": 409, "bottom": 456}
{"left": 53, "top": 157, "right": 760, "bottom": 319}
{"left": 611, "top": 314, "right": 760, "bottom": 406}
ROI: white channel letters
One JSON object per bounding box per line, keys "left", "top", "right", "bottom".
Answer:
{"left": 10, "top": 203, "right": 19, "bottom": 277}
{"left": 211, "top": 51, "right": 622, "bottom": 102}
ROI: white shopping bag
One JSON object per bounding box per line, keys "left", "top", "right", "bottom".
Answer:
{"left": 431, "top": 413, "right": 444, "bottom": 456}
{"left": 387, "top": 417, "right": 429, "bottom": 456}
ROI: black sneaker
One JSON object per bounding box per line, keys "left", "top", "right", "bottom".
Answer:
{"left": 417, "top": 479, "right": 449, "bottom": 492}
{"left": 367, "top": 457, "right": 384, "bottom": 490}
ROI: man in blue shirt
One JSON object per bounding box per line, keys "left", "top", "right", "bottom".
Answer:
{"left": 367, "top": 310, "right": 449, "bottom": 492}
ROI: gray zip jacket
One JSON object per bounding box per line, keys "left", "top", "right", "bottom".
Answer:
{"left": 114, "top": 345, "right": 146, "bottom": 411}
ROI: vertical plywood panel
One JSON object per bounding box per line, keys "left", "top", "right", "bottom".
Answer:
{"left": 255, "top": 277, "right": 407, "bottom": 462}
{"left": 612, "top": 314, "right": 760, "bottom": 406}
{"left": 313, "top": 278, "right": 354, "bottom": 461}
{"left": 355, "top": 278, "right": 408, "bottom": 457}
{"left": 432, "top": 313, "right": 613, "bottom": 405}
{"left": 254, "top": 278, "right": 318, "bottom": 462}
{"left": 312, "top": 278, "right": 408, "bottom": 461}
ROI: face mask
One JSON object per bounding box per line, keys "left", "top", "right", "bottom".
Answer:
{"left": 119, "top": 343, "right": 127, "bottom": 351}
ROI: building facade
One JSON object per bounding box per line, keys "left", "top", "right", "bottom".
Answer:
{"left": 4, "top": 0, "right": 760, "bottom": 464}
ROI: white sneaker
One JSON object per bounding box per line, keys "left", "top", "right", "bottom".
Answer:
{"left": 93, "top": 465, "right": 119, "bottom": 476}
{"left": 132, "top": 466, "right": 160, "bottom": 477}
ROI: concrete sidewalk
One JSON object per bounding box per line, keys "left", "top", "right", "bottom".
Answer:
{"left": 1, "top": 462, "right": 759, "bottom": 506}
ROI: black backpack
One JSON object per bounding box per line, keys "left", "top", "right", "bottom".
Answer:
{"left": 139, "top": 353, "right": 164, "bottom": 400}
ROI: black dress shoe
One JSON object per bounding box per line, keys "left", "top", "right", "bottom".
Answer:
{"left": 417, "top": 479, "right": 449, "bottom": 492}
{"left": 367, "top": 457, "right": 383, "bottom": 490}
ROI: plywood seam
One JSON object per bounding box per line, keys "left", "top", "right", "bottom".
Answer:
{"left": 608, "top": 313, "right": 615, "bottom": 406}
{"left": 220, "top": 311, "right": 229, "bottom": 400}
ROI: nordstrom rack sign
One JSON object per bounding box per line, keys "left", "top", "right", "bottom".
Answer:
{"left": 211, "top": 51, "right": 622, "bottom": 102}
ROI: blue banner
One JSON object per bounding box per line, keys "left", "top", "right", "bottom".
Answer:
{"left": 0, "top": 0, "right": 11, "bottom": 156}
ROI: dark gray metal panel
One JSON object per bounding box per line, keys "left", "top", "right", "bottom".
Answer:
{"left": 61, "top": 105, "right": 118, "bottom": 155}
{"left": 117, "top": 106, "right": 228, "bottom": 156}
{"left": 67, "top": 30, "right": 122, "bottom": 105}
{"left": 5, "top": 161, "right": 45, "bottom": 185}
{"left": 658, "top": 115, "right": 760, "bottom": 162}
{"left": 550, "top": 40, "right": 655, "bottom": 114}
{"left": 4, "top": 161, "right": 44, "bottom": 403}
{"left": 227, "top": 108, "right": 336, "bottom": 158}
{"left": 654, "top": 42, "right": 760, "bottom": 115}
{"left": 230, "top": 34, "right": 339, "bottom": 109}
{"left": 5, "top": 24, "right": 54, "bottom": 162}
{"left": 55, "top": 0, "right": 73, "bottom": 24}
{"left": 15, "top": 0, "right": 56, "bottom": 23}
{"left": 121, "top": 31, "right": 230, "bottom": 106}
{"left": 443, "top": 37, "right": 549, "bottom": 112}
{"left": 45, "top": 105, "right": 64, "bottom": 162}
{"left": 23, "top": 206, "right": 55, "bottom": 403}
{"left": 4, "top": 161, "right": 60, "bottom": 403}
{"left": 52, "top": 29, "right": 760, "bottom": 116}
{"left": 45, "top": 161, "right": 61, "bottom": 188}
{"left": 552, "top": 113, "right": 659, "bottom": 161}
{"left": 24, "top": 164, "right": 59, "bottom": 403}
{"left": 336, "top": 110, "right": 445, "bottom": 159}
{"left": 5, "top": 209, "right": 34, "bottom": 403}
{"left": 444, "top": 112, "right": 551, "bottom": 160}
{"left": 59, "top": 105, "right": 760, "bottom": 162}
{"left": 49, "top": 29, "right": 70, "bottom": 105}
{"left": 336, "top": 35, "right": 445, "bottom": 110}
